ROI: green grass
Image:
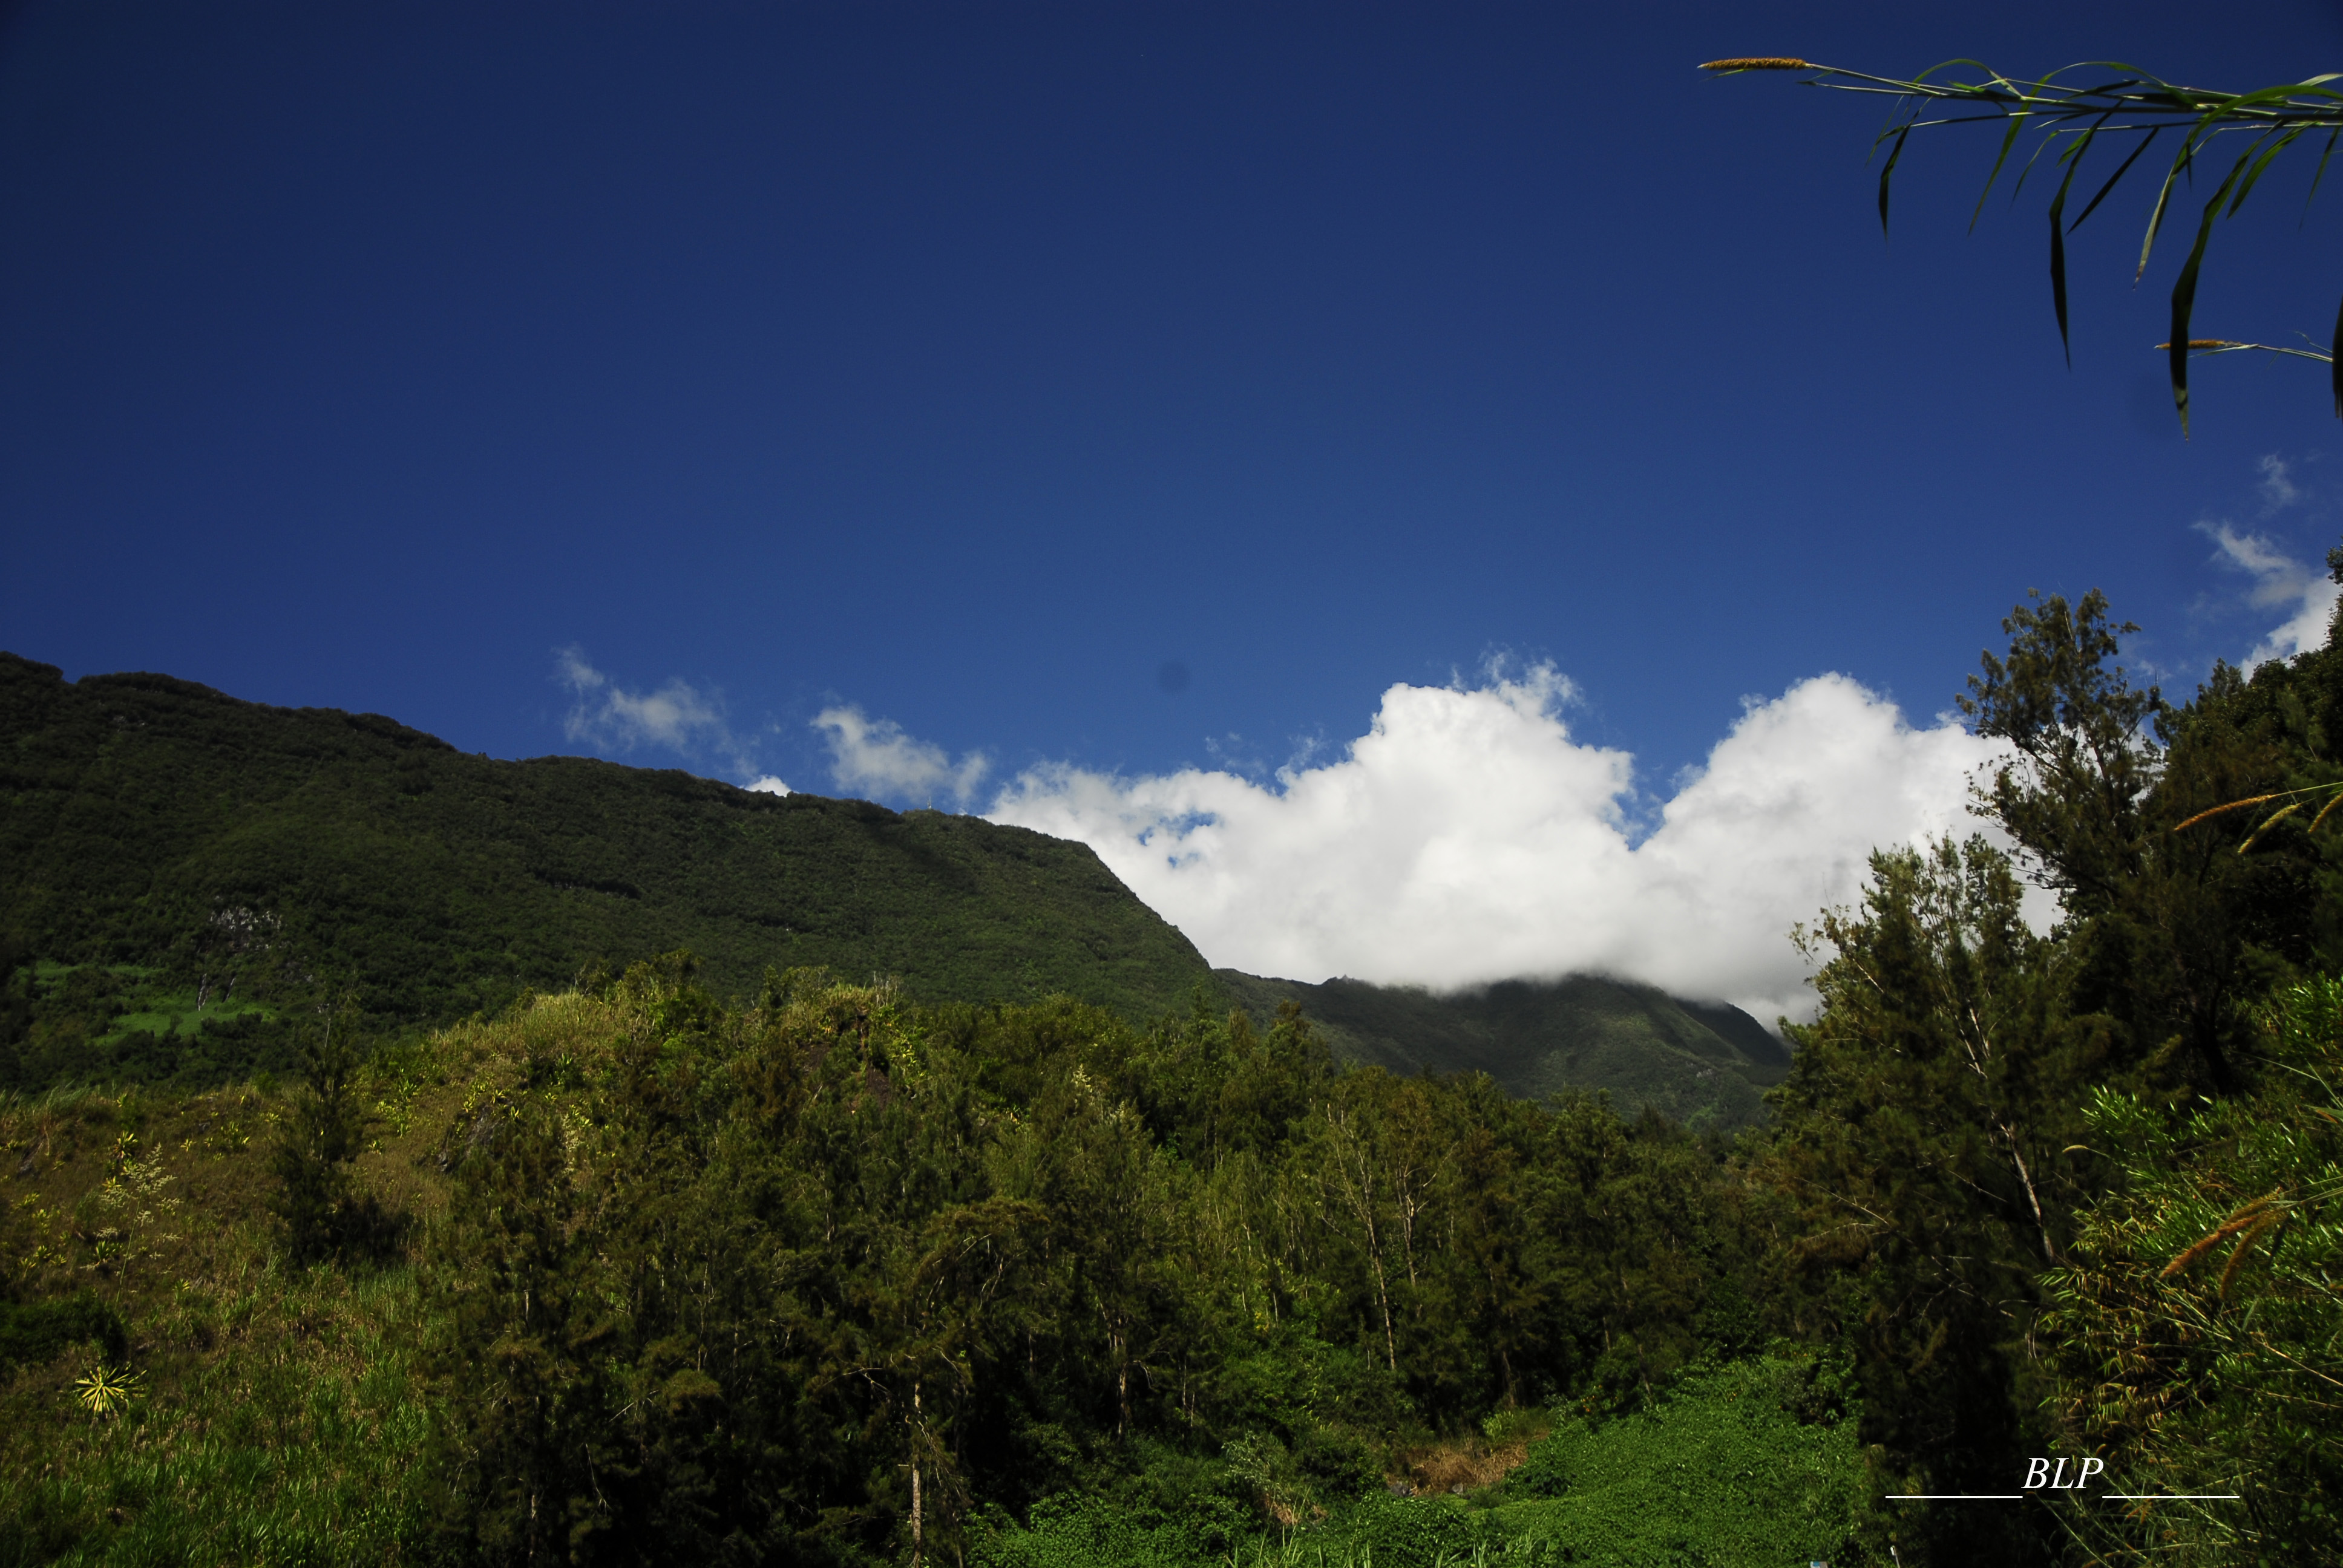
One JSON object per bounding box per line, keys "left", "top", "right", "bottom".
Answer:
{"left": 1481, "top": 1358, "right": 1865, "bottom": 1566}
{"left": 0, "top": 1265, "right": 433, "bottom": 1566}
{"left": 978, "top": 1357, "right": 1866, "bottom": 1568}
{"left": 97, "top": 995, "right": 275, "bottom": 1048}
{"left": 0, "top": 1073, "right": 443, "bottom": 1566}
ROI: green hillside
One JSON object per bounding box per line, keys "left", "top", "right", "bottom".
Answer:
{"left": 0, "top": 652, "right": 1214, "bottom": 1088}
{"left": 1218, "top": 970, "right": 1788, "bottom": 1129}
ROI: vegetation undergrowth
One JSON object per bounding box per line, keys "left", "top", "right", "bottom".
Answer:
{"left": 980, "top": 1353, "right": 1864, "bottom": 1568}
{"left": 0, "top": 1067, "right": 445, "bottom": 1564}
{"left": 0, "top": 964, "right": 1821, "bottom": 1564}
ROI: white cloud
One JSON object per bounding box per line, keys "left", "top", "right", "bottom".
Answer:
{"left": 987, "top": 665, "right": 2009, "bottom": 1024}
{"left": 2203, "top": 524, "right": 2337, "bottom": 665}
{"left": 746, "top": 775, "right": 791, "bottom": 795}
{"left": 813, "top": 705, "right": 990, "bottom": 806}
{"left": 555, "top": 647, "right": 756, "bottom": 773}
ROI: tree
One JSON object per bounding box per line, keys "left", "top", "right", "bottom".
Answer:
{"left": 1960, "top": 590, "right": 2330, "bottom": 1097}
{"left": 268, "top": 991, "right": 396, "bottom": 1264}
{"left": 1702, "top": 56, "right": 2343, "bottom": 430}
{"left": 1759, "top": 837, "right": 2086, "bottom": 1566}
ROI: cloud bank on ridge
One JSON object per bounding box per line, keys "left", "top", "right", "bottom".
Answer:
{"left": 988, "top": 667, "right": 2008, "bottom": 1024}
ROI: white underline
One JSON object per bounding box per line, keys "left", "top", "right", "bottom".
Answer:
{"left": 1887, "top": 1492, "right": 2244, "bottom": 1503}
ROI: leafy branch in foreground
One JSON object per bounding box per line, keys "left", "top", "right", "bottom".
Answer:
{"left": 1700, "top": 56, "right": 2343, "bottom": 432}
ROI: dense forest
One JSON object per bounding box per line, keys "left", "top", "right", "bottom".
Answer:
{"left": 2, "top": 585, "right": 2341, "bottom": 1565}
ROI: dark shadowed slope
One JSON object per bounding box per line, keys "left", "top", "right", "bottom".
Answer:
{"left": 1219, "top": 969, "right": 1788, "bottom": 1129}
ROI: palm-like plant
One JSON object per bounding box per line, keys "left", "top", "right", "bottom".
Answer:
{"left": 71, "top": 1362, "right": 144, "bottom": 1420}
{"left": 1702, "top": 57, "right": 2343, "bottom": 431}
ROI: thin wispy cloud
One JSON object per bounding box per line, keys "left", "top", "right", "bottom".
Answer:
{"left": 556, "top": 647, "right": 755, "bottom": 774}
{"left": 2258, "top": 453, "right": 2302, "bottom": 514}
{"left": 813, "top": 705, "right": 989, "bottom": 806}
{"left": 2201, "top": 524, "right": 2338, "bottom": 667}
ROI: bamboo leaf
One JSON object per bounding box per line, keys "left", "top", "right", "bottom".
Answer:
{"left": 2050, "top": 209, "right": 2071, "bottom": 365}
{"left": 2138, "top": 135, "right": 2199, "bottom": 281}
{"left": 2045, "top": 122, "right": 2103, "bottom": 365}
{"left": 2333, "top": 289, "right": 2343, "bottom": 419}
{"left": 1709, "top": 58, "right": 2343, "bottom": 425}
{"left": 2226, "top": 126, "right": 2305, "bottom": 218}
{"left": 2167, "top": 148, "right": 2259, "bottom": 433}
{"left": 1970, "top": 105, "right": 2034, "bottom": 230}
{"left": 2306, "top": 129, "right": 2341, "bottom": 225}
{"left": 1878, "top": 122, "right": 1913, "bottom": 237}
{"left": 2069, "top": 126, "right": 2159, "bottom": 232}
{"left": 2007, "top": 107, "right": 2076, "bottom": 203}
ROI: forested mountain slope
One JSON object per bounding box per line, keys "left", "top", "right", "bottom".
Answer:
{"left": 3, "top": 653, "right": 1808, "bottom": 1114}
{"left": 0, "top": 652, "right": 1213, "bottom": 1085}
{"left": 1219, "top": 970, "right": 1788, "bottom": 1129}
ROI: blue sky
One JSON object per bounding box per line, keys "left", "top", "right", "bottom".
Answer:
{"left": 7, "top": 2, "right": 2343, "bottom": 999}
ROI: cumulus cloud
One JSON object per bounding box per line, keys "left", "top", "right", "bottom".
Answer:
{"left": 986, "top": 666, "right": 2010, "bottom": 1024}
{"left": 814, "top": 705, "right": 990, "bottom": 806}
{"left": 746, "top": 775, "right": 791, "bottom": 795}
{"left": 2203, "top": 524, "right": 2338, "bottom": 666}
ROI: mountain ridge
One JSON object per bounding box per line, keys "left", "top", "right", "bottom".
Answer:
{"left": 0, "top": 652, "right": 1216, "bottom": 1085}
{"left": 1217, "top": 968, "right": 1786, "bottom": 1128}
